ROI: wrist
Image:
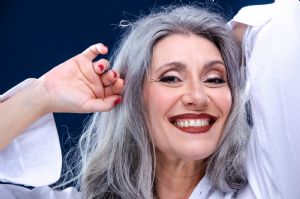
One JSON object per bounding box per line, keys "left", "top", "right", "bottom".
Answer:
{"left": 22, "top": 78, "right": 53, "bottom": 117}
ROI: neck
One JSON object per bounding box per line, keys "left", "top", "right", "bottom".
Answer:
{"left": 154, "top": 151, "right": 206, "bottom": 199}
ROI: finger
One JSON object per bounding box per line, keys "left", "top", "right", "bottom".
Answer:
{"left": 82, "top": 95, "right": 122, "bottom": 112}
{"left": 93, "top": 58, "right": 110, "bottom": 75}
{"left": 100, "top": 70, "right": 120, "bottom": 87}
{"left": 81, "top": 43, "right": 108, "bottom": 60}
{"left": 71, "top": 57, "right": 105, "bottom": 98}
{"left": 112, "top": 78, "right": 125, "bottom": 94}
{"left": 108, "top": 78, "right": 125, "bottom": 95}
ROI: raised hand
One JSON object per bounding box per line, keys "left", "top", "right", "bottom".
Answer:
{"left": 39, "top": 43, "right": 124, "bottom": 113}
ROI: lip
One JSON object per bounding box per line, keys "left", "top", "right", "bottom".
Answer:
{"left": 169, "top": 113, "right": 217, "bottom": 134}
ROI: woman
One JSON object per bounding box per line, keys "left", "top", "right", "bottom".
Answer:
{"left": 79, "top": 6, "right": 248, "bottom": 198}
{"left": 1, "top": 1, "right": 300, "bottom": 198}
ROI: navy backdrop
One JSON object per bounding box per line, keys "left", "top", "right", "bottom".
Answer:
{"left": 0, "top": 0, "right": 272, "bottom": 157}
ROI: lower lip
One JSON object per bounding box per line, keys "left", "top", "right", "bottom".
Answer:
{"left": 174, "top": 125, "right": 212, "bottom": 134}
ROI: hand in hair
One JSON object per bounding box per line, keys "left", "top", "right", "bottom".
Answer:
{"left": 0, "top": 43, "right": 124, "bottom": 150}
{"left": 39, "top": 43, "right": 124, "bottom": 113}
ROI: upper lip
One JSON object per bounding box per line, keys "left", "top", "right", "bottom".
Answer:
{"left": 169, "top": 113, "right": 217, "bottom": 124}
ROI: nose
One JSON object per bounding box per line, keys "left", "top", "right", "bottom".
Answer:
{"left": 181, "top": 82, "right": 209, "bottom": 110}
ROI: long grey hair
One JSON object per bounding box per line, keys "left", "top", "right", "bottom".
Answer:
{"left": 78, "top": 5, "right": 250, "bottom": 199}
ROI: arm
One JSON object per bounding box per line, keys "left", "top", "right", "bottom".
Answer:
{"left": 0, "top": 43, "right": 124, "bottom": 150}
{"left": 232, "top": 23, "right": 247, "bottom": 44}
{"left": 231, "top": 1, "right": 300, "bottom": 198}
{"left": 0, "top": 80, "right": 49, "bottom": 150}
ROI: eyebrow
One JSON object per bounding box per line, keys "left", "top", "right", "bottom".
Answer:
{"left": 203, "top": 60, "right": 225, "bottom": 68}
{"left": 155, "top": 61, "right": 186, "bottom": 73}
{"left": 154, "top": 60, "right": 226, "bottom": 73}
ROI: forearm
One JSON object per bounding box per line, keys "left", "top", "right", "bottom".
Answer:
{"left": 0, "top": 43, "right": 124, "bottom": 149}
{"left": 0, "top": 79, "right": 50, "bottom": 150}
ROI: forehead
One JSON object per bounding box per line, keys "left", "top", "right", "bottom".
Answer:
{"left": 151, "top": 33, "right": 224, "bottom": 70}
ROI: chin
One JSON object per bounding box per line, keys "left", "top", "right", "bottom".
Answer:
{"left": 174, "top": 143, "right": 217, "bottom": 161}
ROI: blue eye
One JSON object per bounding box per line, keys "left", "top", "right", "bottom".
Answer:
{"left": 205, "top": 77, "right": 225, "bottom": 84}
{"left": 159, "top": 75, "right": 182, "bottom": 83}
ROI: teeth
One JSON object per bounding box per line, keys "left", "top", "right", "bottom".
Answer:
{"left": 184, "top": 121, "right": 189, "bottom": 127}
{"left": 174, "top": 119, "right": 209, "bottom": 128}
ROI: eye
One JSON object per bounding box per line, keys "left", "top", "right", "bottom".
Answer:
{"left": 159, "top": 75, "right": 182, "bottom": 83}
{"left": 204, "top": 77, "right": 226, "bottom": 84}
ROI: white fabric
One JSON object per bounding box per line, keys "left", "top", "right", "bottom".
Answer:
{"left": 244, "top": 1, "right": 300, "bottom": 198}
{"left": 1, "top": 0, "right": 300, "bottom": 198}
{"left": 190, "top": 0, "right": 300, "bottom": 198}
{"left": 0, "top": 79, "right": 62, "bottom": 186}
{"left": 0, "top": 184, "right": 80, "bottom": 199}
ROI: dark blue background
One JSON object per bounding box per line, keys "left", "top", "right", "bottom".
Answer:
{"left": 0, "top": 0, "right": 272, "bottom": 156}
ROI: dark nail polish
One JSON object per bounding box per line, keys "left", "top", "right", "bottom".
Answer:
{"left": 98, "top": 64, "right": 104, "bottom": 72}
{"left": 113, "top": 98, "right": 122, "bottom": 106}
{"left": 112, "top": 70, "right": 117, "bottom": 78}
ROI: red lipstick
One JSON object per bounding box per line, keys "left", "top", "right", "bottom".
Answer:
{"left": 169, "top": 113, "right": 217, "bottom": 134}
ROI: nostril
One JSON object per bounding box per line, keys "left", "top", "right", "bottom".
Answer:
{"left": 181, "top": 93, "right": 209, "bottom": 109}
{"left": 187, "top": 102, "right": 195, "bottom": 106}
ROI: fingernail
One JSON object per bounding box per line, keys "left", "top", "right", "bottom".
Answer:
{"left": 98, "top": 64, "right": 104, "bottom": 72}
{"left": 112, "top": 70, "right": 117, "bottom": 78}
{"left": 113, "top": 98, "right": 122, "bottom": 106}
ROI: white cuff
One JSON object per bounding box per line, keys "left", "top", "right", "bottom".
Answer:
{"left": 0, "top": 79, "right": 62, "bottom": 186}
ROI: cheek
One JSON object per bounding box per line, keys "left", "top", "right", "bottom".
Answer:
{"left": 144, "top": 85, "right": 174, "bottom": 124}
{"left": 144, "top": 85, "right": 178, "bottom": 118}
{"left": 216, "top": 88, "right": 232, "bottom": 118}
{"left": 143, "top": 85, "right": 179, "bottom": 143}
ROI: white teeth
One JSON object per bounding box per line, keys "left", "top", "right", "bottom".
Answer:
{"left": 184, "top": 121, "right": 189, "bottom": 127}
{"left": 177, "top": 121, "right": 185, "bottom": 128}
{"left": 190, "top": 120, "right": 195, "bottom": 126}
{"left": 174, "top": 119, "right": 209, "bottom": 128}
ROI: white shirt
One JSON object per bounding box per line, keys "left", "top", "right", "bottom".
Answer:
{"left": 1, "top": 0, "right": 300, "bottom": 198}
{"left": 0, "top": 79, "right": 62, "bottom": 186}
{"left": 190, "top": 0, "right": 300, "bottom": 198}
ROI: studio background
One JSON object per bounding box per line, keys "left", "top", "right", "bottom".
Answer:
{"left": 0, "top": 0, "right": 272, "bottom": 171}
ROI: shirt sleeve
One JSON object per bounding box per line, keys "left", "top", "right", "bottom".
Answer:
{"left": 0, "top": 79, "right": 62, "bottom": 187}
{"left": 0, "top": 184, "right": 81, "bottom": 199}
{"left": 231, "top": 0, "right": 300, "bottom": 198}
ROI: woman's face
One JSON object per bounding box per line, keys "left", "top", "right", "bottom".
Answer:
{"left": 143, "top": 34, "right": 232, "bottom": 161}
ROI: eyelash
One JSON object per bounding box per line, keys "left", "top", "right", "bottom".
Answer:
{"left": 158, "top": 75, "right": 226, "bottom": 85}
{"left": 205, "top": 77, "right": 225, "bottom": 84}
{"left": 159, "top": 75, "right": 182, "bottom": 83}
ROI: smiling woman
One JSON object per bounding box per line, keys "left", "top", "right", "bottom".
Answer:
{"left": 144, "top": 33, "right": 233, "bottom": 179}
{"left": 144, "top": 34, "right": 234, "bottom": 197}
{"left": 0, "top": 1, "right": 300, "bottom": 199}
{"left": 76, "top": 6, "right": 249, "bottom": 199}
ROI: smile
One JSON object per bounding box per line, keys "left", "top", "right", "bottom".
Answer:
{"left": 174, "top": 119, "right": 210, "bottom": 128}
{"left": 169, "top": 113, "right": 217, "bottom": 134}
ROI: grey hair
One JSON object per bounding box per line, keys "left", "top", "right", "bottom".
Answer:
{"left": 78, "top": 5, "right": 250, "bottom": 199}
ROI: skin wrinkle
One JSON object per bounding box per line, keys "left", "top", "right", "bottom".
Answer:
{"left": 73, "top": 58, "right": 100, "bottom": 99}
